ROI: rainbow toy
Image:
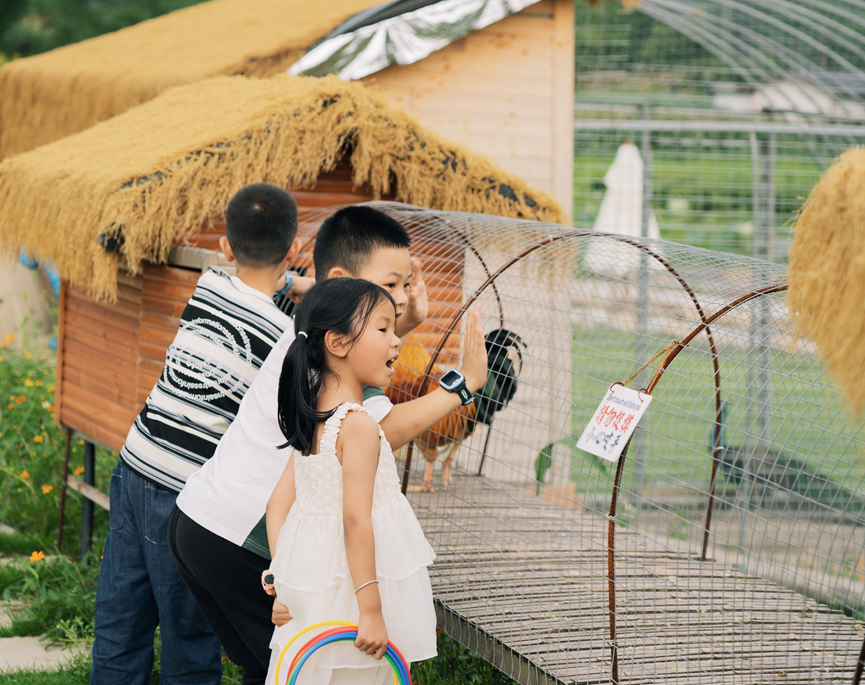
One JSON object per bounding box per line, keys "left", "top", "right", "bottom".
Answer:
{"left": 274, "top": 621, "right": 409, "bottom": 685}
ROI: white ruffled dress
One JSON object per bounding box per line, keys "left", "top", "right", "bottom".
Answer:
{"left": 267, "top": 403, "right": 437, "bottom": 685}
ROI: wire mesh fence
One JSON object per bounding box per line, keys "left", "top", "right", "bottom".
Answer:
{"left": 294, "top": 201, "right": 865, "bottom": 685}
{"left": 571, "top": 0, "right": 865, "bottom": 261}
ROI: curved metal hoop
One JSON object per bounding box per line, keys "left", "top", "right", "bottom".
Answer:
{"left": 604, "top": 283, "right": 788, "bottom": 682}
{"left": 400, "top": 230, "right": 725, "bottom": 499}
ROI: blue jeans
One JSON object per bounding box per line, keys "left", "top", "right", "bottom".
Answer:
{"left": 91, "top": 461, "right": 222, "bottom": 685}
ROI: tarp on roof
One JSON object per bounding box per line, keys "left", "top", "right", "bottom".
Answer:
{"left": 0, "top": 75, "right": 565, "bottom": 301}
{"left": 0, "top": 0, "right": 384, "bottom": 158}
{"left": 289, "top": 0, "right": 540, "bottom": 80}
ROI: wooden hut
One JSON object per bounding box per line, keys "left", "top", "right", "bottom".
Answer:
{"left": 0, "top": 74, "right": 564, "bottom": 455}
{"left": 0, "top": 0, "right": 574, "bottom": 216}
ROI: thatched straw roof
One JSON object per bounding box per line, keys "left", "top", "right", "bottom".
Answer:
{"left": 0, "top": 0, "right": 383, "bottom": 158}
{"left": 788, "top": 148, "right": 865, "bottom": 414}
{"left": 0, "top": 75, "right": 564, "bottom": 302}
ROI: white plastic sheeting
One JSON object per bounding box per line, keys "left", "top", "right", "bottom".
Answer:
{"left": 288, "top": 0, "right": 540, "bottom": 80}
{"left": 584, "top": 142, "right": 663, "bottom": 279}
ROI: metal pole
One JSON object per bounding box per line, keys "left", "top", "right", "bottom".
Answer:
{"left": 80, "top": 441, "right": 95, "bottom": 561}
{"left": 632, "top": 104, "right": 652, "bottom": 504}
{"left": 756, "top": 134, "right": 775, "bottom": 450}
{"left": 55, "top": 427, "right": 72, "bottom": 553}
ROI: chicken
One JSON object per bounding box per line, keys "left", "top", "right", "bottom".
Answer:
{"left": 385, "top": 329, "right": 525, "bottom": 491}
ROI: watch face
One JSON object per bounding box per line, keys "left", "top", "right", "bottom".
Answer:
{"left": 440, "top": 370, "right": 463, "bottom": 388}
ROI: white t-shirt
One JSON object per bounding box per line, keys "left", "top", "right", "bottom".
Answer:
{"left": 176, "top": 328, "right": 394, "bottom": 558}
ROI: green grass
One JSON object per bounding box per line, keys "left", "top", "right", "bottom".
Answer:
{"left": 0, "top": 335, "right": 115, "bottom": 557}
{"left": 568, "top": 325, "right": 865, "bottom": 497}
{"left": 572, "top": 143, "right": 823, "bottom": 258}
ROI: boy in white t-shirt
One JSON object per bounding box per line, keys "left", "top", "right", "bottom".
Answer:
{"left": 90, "top": 184, "right": 303, "bottom": 685}
{"left": 170, "top": 206, "right": 487, "bottom": 684}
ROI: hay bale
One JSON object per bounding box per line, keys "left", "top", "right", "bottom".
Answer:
{"left": 788, "top": 147, "right": 865, "bottom": 413}
{"left": 0, "top": 75, "right": 564, "bottom": 302}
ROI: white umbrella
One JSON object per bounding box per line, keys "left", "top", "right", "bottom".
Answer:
{"left": 584, "top": 142, "right": 661, "bottom": 278}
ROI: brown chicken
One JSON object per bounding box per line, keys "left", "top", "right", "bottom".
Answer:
{"left": 384, "top": 330, "right": 524, "bottom": 491}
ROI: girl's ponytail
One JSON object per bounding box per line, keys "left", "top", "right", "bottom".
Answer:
{"left": 276, "top": 277, "right": 394, "bottom": 454}
{"left": 276, "top": 326, "right": 333, "bottom": 454}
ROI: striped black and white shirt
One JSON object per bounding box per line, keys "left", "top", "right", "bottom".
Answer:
{"left": 120, "top": 269, "right": 291, "bottom": 492}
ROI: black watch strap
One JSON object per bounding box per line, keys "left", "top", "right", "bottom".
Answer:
{"left": 457, "top": 385, "right": 474, "bottom": 406}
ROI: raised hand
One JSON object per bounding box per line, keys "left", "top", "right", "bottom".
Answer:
{"left": 461, "top": 307, "right": 487, "bottom": 394}
{"left": 396, "top": 257, "right": 429, "bottom": 337}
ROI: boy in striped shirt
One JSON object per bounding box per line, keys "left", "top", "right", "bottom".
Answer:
{"left": 91, "top": 183, "right": 302, "bottom": 685}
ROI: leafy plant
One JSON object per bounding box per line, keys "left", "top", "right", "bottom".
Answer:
{"left": 534, "top": 434, "right": 611, "bottom": 495}
{"left": 0, "top": 553, "right": 100, "bottom": 641}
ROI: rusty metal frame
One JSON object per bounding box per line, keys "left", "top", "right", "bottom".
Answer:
{"left": 399, "top": 230, "right": 724, "bottom": 509}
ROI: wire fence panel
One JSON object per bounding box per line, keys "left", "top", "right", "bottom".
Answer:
{"left": 295, "top": 202, "right": 865, "bottom": 685}
{"left": 573, "top": 117, "right": 865, "bottom": 261}
{"left": 571, "top": 0, "right": 865, "bottom": 262}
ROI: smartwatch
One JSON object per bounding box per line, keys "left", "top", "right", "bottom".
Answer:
{"left": 276, "top": 271, "right": 294, "bottom": 298}
{"left": 439, "top": 370, "right": 474, "bottom": 406}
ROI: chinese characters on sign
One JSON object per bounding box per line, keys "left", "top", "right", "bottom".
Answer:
{"left": 577, "top": 385, "right": 653, "bottom": 463}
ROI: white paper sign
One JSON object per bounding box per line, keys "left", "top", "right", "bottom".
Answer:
{"left": 577, "top": 385, "right": 652, "bottom": 463}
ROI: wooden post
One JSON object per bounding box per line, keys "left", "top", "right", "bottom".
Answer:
{"left": 80, "top": 441, "right": 95, "bottom": 560}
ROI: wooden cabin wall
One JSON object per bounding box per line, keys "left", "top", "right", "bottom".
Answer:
{"left": 363, "top": 0, "right": 575, "bottom": 220}
{"left": 56, "top": 274, "right": 142, "bottom": 452}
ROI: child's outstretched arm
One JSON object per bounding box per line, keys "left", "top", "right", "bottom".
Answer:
{"left": 380, "top": 307, "right": 487, "bottom": 449}
{"left": 266, "top": 453, "right": 296, "bottom": 559}
{"left": 340, "top": 412, "right": 388, "bottom": 660}
{"left": 395, "top": 257, "right": 429, "bottom": 338}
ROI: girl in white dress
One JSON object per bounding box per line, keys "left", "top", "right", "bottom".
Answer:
{"left": 265, "top": 277, "right": 438, "bottom": 685}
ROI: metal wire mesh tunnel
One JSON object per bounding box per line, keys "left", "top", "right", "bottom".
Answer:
{"left": 292, "top": 202, "right": 865, "bottom": 685}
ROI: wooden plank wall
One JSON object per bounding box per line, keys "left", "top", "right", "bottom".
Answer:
{"left": 57, "top": 273, "right": 143, "bottom": 452}
{"left": 363, "top": 0, "right": 574, "bottom": 218}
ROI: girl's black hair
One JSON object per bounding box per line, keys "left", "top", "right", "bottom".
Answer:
{"left": 277, "top": 277, "right": 395, "bottom": 455}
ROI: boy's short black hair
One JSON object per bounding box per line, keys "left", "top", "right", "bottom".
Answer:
{"left": 314, "top": 206, "right": 411, "bottom": 278}
{"left": 225, "top": 183, "right": 298, "bottom": 267}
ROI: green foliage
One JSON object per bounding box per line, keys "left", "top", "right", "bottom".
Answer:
{"left": 534, "top": 443, "right": 553, "bottom": 495}
{"left": 0, "top": 333, "right": 114, "bottom": 556}
{"left": 0, "top": 554, "right": 100, "bottom": 640}
{"left": 412, "top": 632, "right": 517, "bottom": 685}
{"left": 535, "top": 434, "right": 610, "bottom": 496}
{"left": 0, "top": 0, "right": 206, "bottom": 57}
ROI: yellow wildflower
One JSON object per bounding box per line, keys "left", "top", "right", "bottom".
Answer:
{"left": 23, "top": 352, "right": 30, "bottom": 360}
{"left": 33, "top": 435, "right": 44, "bottom": 443}
{"left": 35, "top": 380, "right": 42, "bottom": 387}
{"left": 4, "top": 333, "right": 13, "bottom": 342}
{"left": 6, "top": 404, "right": 12, "bottom": 410}
{"left": 47, "top": 387, "right": 55, "bottom": 393}
{"left": 0, "top": 355, "right": 4, "bottom": 361}
{"left": 73, "top": 466, "right": 85, "bottom": 476}
{"left": 20, "top": 470, "right": 30, "bottom": 479}
{"left": 41, "top": 484, "right": 53, "bottom": 495}
{"left": 23, "top": 380, "right": 33, "bottom": 387}
{"left": 77, "top": 440, "right": 84, "bottom": 445}
{"left": 29, "top": 551, "right": 45, "bottom": 563}
{"left": 15, "top": 395, "right": 25, "bottom": 403}
{"left": 46, "top": 405, "right": 54, "bottom": 412}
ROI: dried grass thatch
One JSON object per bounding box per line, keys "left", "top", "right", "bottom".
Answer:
{"left": 0, "top": 75, "right": 564, "bottom": 302}
{"left": 0, "top": 0, "right": 383, "bottom": 158}
{"left": 788, "top": 147, "right": 865, "bottom": 414}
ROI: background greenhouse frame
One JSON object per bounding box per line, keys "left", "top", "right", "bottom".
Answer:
{"left": 571, "top": 0, "right": 865, "bottom": 261}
